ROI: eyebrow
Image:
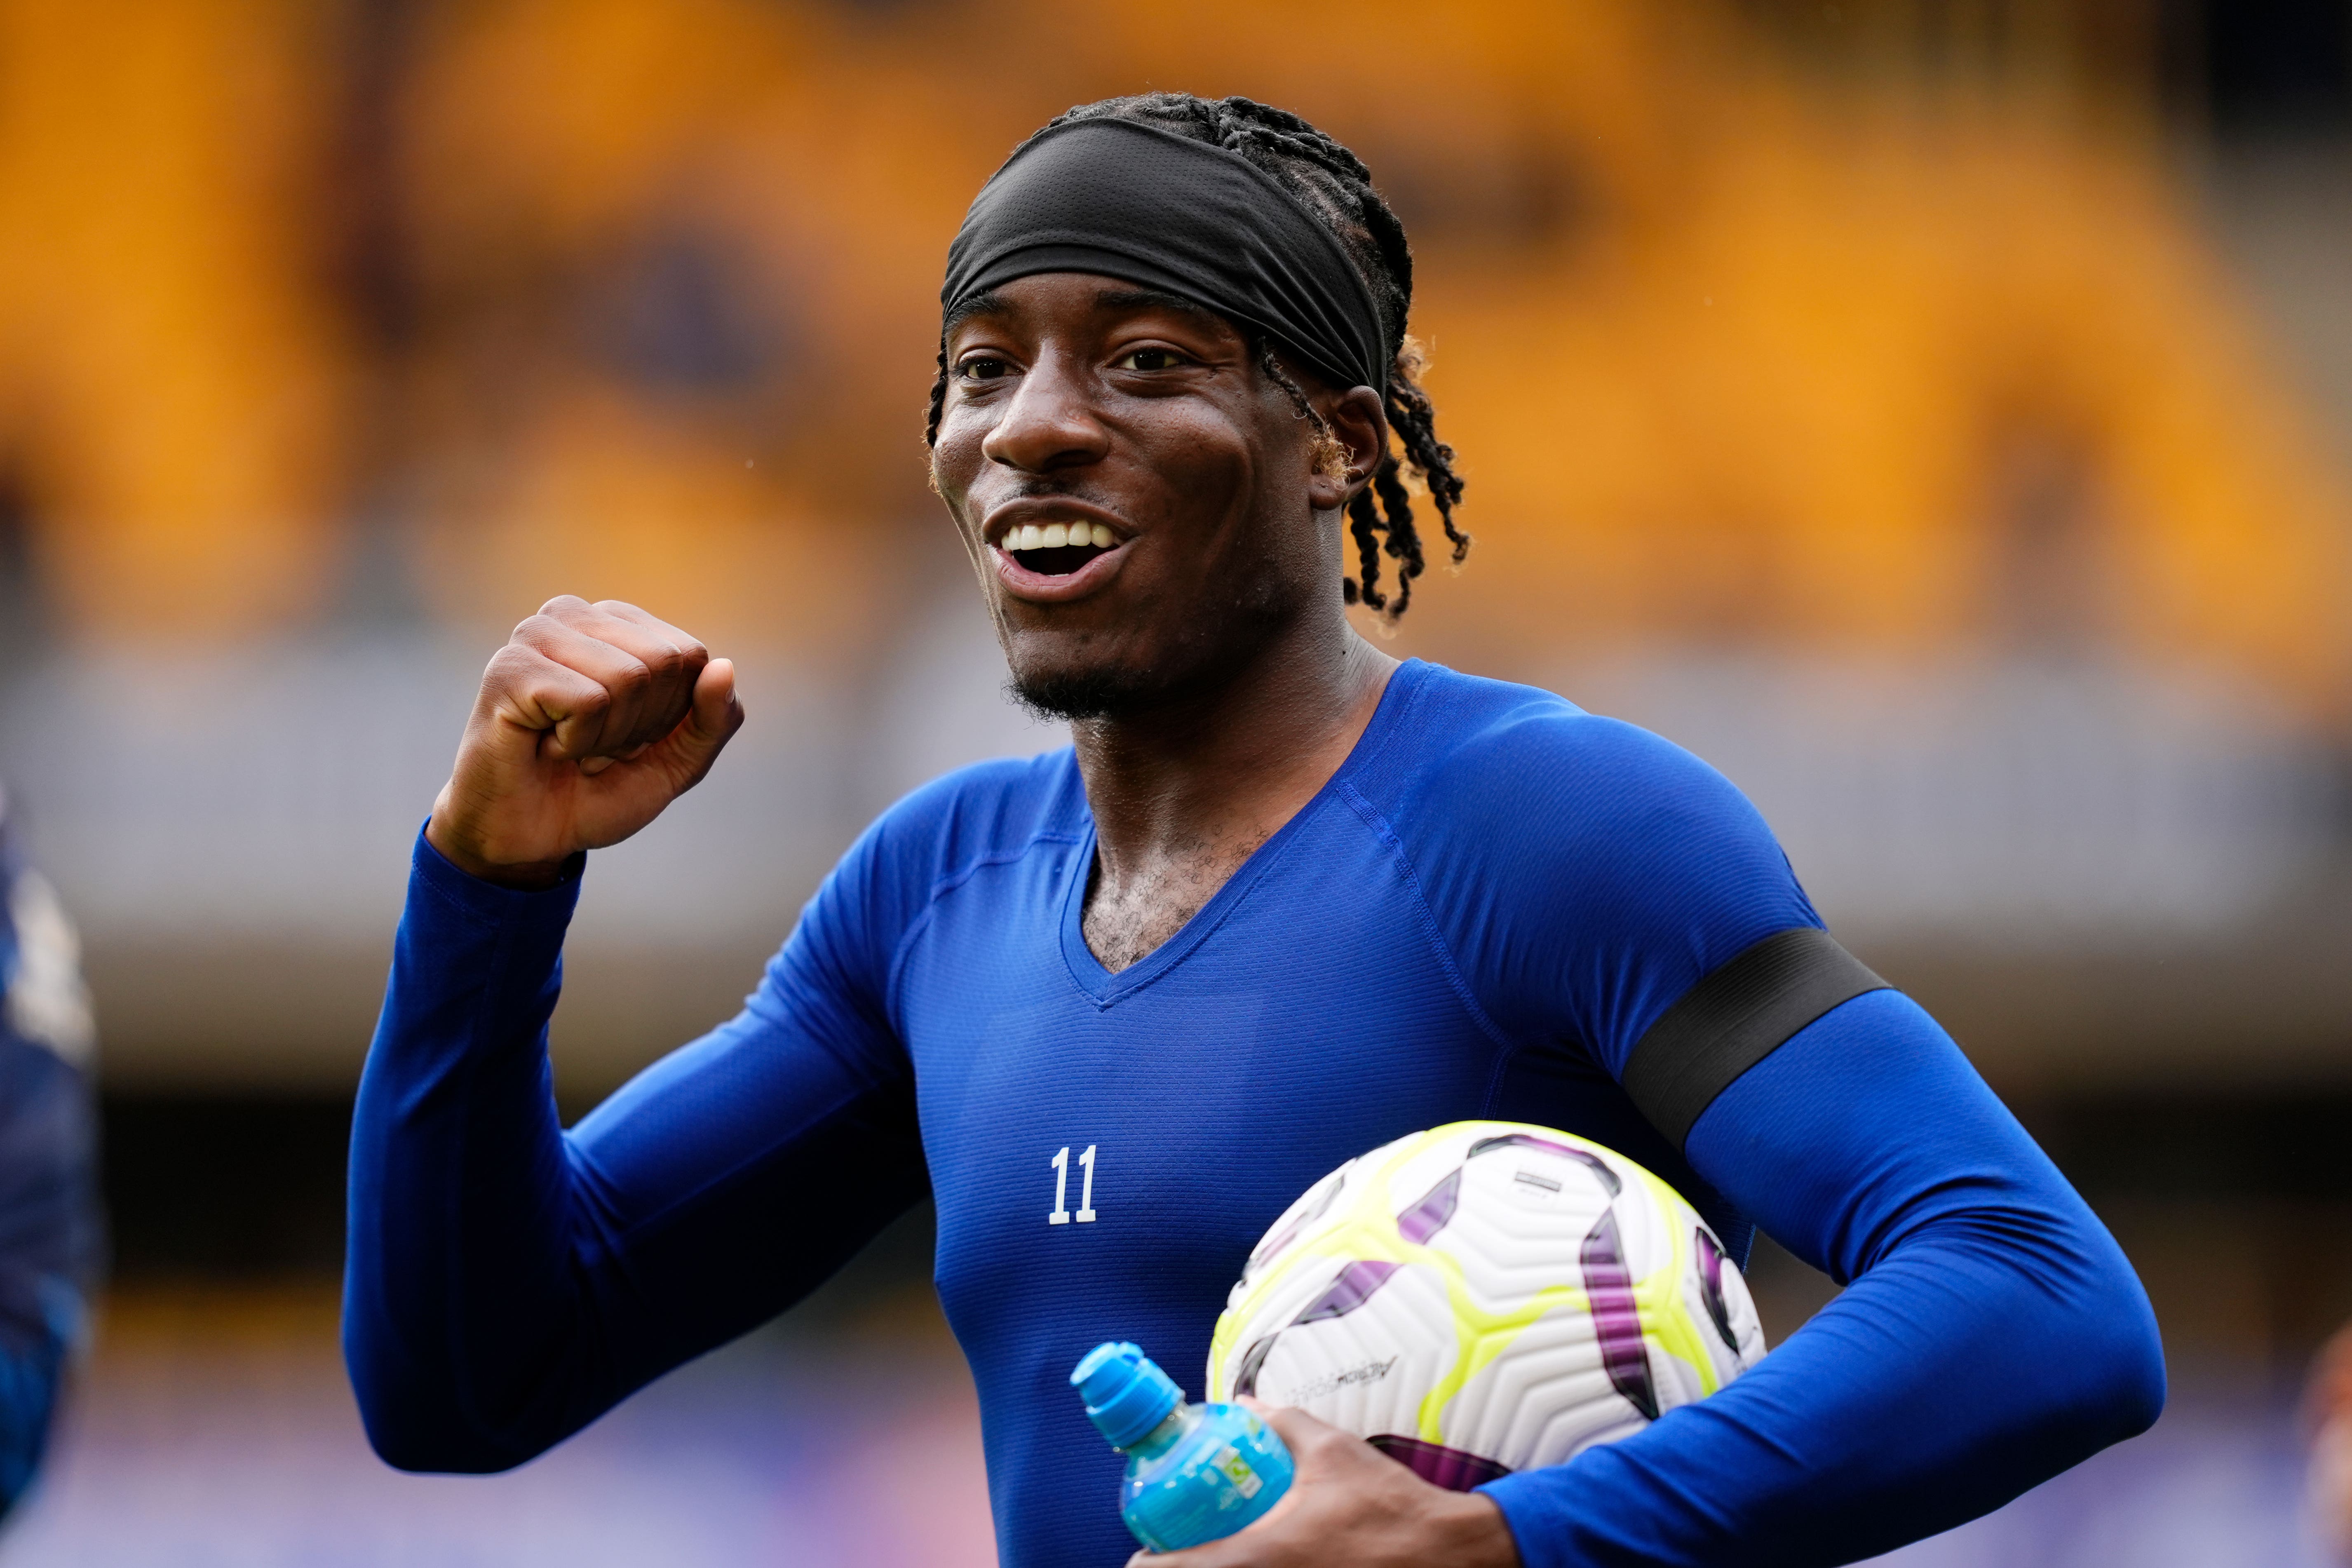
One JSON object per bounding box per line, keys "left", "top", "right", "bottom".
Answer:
{"left": 1093, "top": 287, "right": 1226, "bottom": 327}
{"left": 939, "top": 284, "right": 1233, "bottom": 340}
{"left": 941, "top": 289, "right": 1010, "bottom": 336}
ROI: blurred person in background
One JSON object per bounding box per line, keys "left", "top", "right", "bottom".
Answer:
{"left": 2312, "top": 1324, "right": 2352, "bottom": 1560}
{"left": 0, "top": 786, "right": 101, "bottom": 1521}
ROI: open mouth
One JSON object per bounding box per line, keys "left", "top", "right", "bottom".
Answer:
{"left": 996, "top": 520, "right": 1121, "bottom": 577}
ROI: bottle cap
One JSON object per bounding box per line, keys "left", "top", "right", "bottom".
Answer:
{"left": 1070, "top": 1341, "right": 1183, "bottom": 1449}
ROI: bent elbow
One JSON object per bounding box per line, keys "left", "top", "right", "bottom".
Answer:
{"left": 350, "top": 1364, "right": 545, "bottom": 1476}
{"left": 2104, "top": 1287, "right": 2168, "bottom": 1439}
{"left": 359, "top": 1412, "right": 537, "bottom": 1477}
{"left": 364, "top": 1434, "right": 460, "bottom": 1476}
{"left": 2058, "top": 1253, "right": 2167, "bottom": 1447}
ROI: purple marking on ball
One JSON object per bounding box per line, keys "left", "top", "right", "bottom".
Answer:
{"left": 1397, "top": 1168, "right": 1462, "bottom": 1244}
{"left": 1695, "top": 1228, "right": 1741, "bottom": 1354}
{"left": 1367, "top": 1434, "right": 1513, "bottom": 1491}
{"left": 1249, "top": 1168, "right": 1349, "bottom": 1275}
{"left": 1292, "top": 1259, "right": 1399, "bottom": 1325}
{"left": 1232, "top": 1334, "right": 1279, "bottom": 1398}
{"left": 1579, "top": 1207, "right": 1659, "bottom": 1420}
{"left": 1467, "top": 1132, "right": 1622, "bottom": 1197}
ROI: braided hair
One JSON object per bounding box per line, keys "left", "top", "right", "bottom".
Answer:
{"left": 927, "top": 92, "right": 1469, "bottom": 620}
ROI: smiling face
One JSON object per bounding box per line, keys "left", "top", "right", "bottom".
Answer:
{"left": 931, "top": 272, "right": 1377, "bottom": 720}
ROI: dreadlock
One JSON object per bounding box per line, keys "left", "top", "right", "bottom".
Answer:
{"left": 926, "top": 92, "right": 1469, "bottom": 621}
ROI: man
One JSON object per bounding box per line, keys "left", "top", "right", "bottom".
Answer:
{"left": 0, "top": 788, "right": 101, "bottom": 1522}
{"left": 346, "top": 94, "right": 2164, "bottom": 1566}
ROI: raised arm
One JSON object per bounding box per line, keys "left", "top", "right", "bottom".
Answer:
{"left": 343, "top": 599, "right": 927, "bottom": 1472}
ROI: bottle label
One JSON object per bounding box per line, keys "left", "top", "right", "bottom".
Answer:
{"left": 1212, "top": 1445, "right": 1263, "bottom": 1499}
{"left": 1127, "top": 1435, "right": 1268, "bottom": 1548}
{"left": 1121, "top": 1407, "right": 1292, "bottom": 1552}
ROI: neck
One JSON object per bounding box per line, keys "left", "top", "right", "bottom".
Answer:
{"left": 1070, "top": 607, "right": 1398, "bottom": 883}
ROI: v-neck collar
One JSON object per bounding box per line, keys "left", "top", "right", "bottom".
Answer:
{"left": 1056, "top": 659, "right": 1429, "bottom": 1006}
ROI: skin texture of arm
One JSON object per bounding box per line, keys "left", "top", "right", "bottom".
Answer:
{"left": 1474, "top": 989, "right": 2167, "bottom": 1567}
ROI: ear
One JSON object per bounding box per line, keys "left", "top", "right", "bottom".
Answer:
{"left": 1307, "top": 386, "right": 1390, "bottom": 513}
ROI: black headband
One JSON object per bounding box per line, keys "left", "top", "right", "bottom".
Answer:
{"left": 942, "top": 117, "right": 1390, "bottom": 396}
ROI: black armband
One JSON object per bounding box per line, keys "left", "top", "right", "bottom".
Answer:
{"left": 1622, "top": 927, "right": 1890, "bottom": 1150}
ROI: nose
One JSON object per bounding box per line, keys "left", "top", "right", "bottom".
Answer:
{"left": 980, "top": 350, "right": 1111, "bottom": 474}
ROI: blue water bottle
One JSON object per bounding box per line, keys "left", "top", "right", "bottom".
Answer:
{"left": 1071, "top": 1341, "right": 1294, "bottom": 1552}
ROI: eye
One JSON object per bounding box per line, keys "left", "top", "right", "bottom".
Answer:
{"left": 1115, "top": 347, "right": 1187, "bottom": 372}
{"left": 957, "top": 356, "right": 1014, "bottom": 382}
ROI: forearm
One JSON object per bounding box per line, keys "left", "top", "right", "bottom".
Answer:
{"left": 1484, "top": 1225, "right": 2157, "bottom": 1564}
{"left": 344, "top": 829, "right": 932, "bottom": 1473}
{"left": 343, "top": 828, "right": 596, "bottom": 1472}
{"left": 1481, "top": 993, "right": 2164, "bottom": 1566}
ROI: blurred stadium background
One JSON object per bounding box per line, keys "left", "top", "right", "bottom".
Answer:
{"left": 0, "top": 0, "right": 2348, "bottom": 1561}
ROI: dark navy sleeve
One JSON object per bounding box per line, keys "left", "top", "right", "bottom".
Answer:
{"left": 1402, "top": 703, "right": 2164, "bottom": 1565}
{"left": 0, "top": 834, "right": 102, "bottom": 1520}
{"left": 343, "top": 822, "right": 928, "bottom": 1473}
{"left": 0, "top": 1031, "right": 96, "bottom": 1517}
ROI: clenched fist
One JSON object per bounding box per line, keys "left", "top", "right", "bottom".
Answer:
{"left": 426, "top": 596, "right": 745, "bottom": 889}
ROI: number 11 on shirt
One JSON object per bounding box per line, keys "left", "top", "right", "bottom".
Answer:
{"left": 1049, "top": 1145, "right": 1098, "bottom": 1225}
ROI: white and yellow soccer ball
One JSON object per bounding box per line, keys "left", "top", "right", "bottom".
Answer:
{"left": 1206, "top": 1121, "right": 1766, "bottom": 1489}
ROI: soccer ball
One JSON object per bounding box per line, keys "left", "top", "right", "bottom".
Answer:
{"left": 1205, "top": 1121, "right": 1766, "bottom": 1489}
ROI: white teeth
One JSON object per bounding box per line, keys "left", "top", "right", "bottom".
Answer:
{"left": 1000, "top": 521, "right": 1120, "bottom": 556}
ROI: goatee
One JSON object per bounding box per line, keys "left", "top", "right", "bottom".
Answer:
{"left": 1008, "top": 664, "right": 1176, "bottom": 723}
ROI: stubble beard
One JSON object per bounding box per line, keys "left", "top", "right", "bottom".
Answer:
{"left": 1009, "top": 663, "right": 1171, "bottom": 723}
{"left": 1005, "top": 575, "right": 1303, "bottom": 724}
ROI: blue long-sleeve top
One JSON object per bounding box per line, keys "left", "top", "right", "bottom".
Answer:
{"left": 345, "top": 660, "right": 2163, "bottom": 1566}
